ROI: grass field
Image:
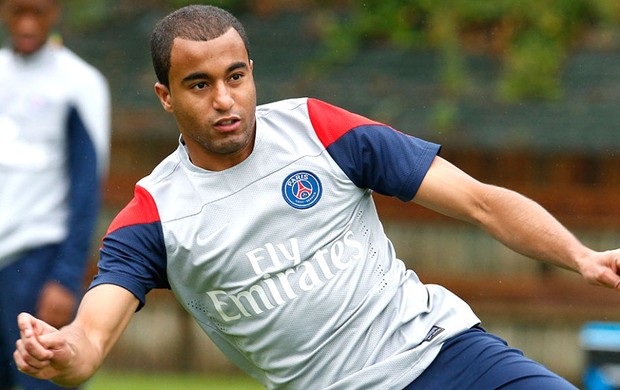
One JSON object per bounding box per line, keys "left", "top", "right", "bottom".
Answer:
{"left": 86, "top": 371, "right": 263, "bottom": 390}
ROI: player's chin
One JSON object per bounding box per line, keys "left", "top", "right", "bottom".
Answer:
{"left": 13, "top": 38, "right": 45, "bottom": 55}
{"left": 212, "top": 135, "right": 252, "bottom": 155}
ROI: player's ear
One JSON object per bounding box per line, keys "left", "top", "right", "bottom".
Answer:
{"left": 154, "top": 82, "right": 173, "bottom": 113}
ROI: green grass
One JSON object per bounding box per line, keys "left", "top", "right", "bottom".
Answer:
{"left": 86, "top": 371, "right": 263, "bottom": 390}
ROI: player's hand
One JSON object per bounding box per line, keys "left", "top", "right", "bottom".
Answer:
{"left": 578, "top": 249, "right": 620, "bottom": 290}
{"left": 13, "top": 312, "right": 74, "bottom": 381}
{"left": 36, "top": 281, "right": 77, "bottom": 328}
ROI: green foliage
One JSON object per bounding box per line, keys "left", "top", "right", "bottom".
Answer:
{"left": 315, "top": 0, "right": 620, "bottom": 102}
{"left": 61, "top": 0, "right": 118, "bottom": 31}
{"left": 59, "top": 0, "right": 248, "bottom": 32}
{"left": 52, "top": 0, "right": 620, "bottom": 104}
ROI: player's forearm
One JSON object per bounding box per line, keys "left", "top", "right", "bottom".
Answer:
{"left": 50, "top": 285, "right": 138, "bottom": 386}
{"left": 474, "top": 185, "right": 593, "bottom": 272}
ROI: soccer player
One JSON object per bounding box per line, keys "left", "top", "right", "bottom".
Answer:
{"left": 0, "top": 0, "right": 110, "bottom": 389}
{"left": 13, "top": 5, "right": 620, "bottom": 389}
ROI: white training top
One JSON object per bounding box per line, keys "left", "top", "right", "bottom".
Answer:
{"left": 93, "top": 98, "right": 479, "bottom": 389}
{"left": 0, "top": 42, "right": 110, "bottom": 290}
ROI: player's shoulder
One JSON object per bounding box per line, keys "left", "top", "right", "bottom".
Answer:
{"left": 53, "top": 46, "right": 107, "bottom": 84}
{"left": 256, "top": 97, "right": 361, "bottom": 121}
{"left": 134, "top": 145, "right": 208, "bottom": 222}
{"left": 256, "top": 97, "right": 310, "bottom": 117}
{"left": 0, "top": 48, "right": 11, "bottom": 66}
{"left": 138, "top": 149, "right": 182, "bottom": 189}
{"left": 0, "top": 47, "right": 14, "bottom": 68}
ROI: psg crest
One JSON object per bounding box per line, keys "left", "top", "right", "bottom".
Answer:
{"left": 282, "top": 170, "right": 322, "bottom": 209}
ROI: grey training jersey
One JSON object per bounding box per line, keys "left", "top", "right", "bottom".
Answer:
{"left": 93, "top": 98, "right": 480, "bottom": 389}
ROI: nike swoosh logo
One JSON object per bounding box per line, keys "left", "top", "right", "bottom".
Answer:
{"left": 196, "top": 224, "right": 228, "bottom": 246}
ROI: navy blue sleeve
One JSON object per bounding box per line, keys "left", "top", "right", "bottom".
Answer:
{"left": 89, "top": 185, "right": 169, "bottom": 311}
{"left": 92, "top": 222, "right": 169, "bottom": 310}
{"left": 327, "top": 125, "right": 441, "bottom": 202}
{"left": 50, "top": 106, "right": 101, "bottom": 295}
{"left": 307, "top": 98, "right": 441, "bottom": 202}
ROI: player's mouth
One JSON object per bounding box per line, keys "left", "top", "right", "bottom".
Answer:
{"left": 13, "top": 36, "right": 42, "bottom": 55}
{"left": 214, "top": 116, "right": 241, "bottom": 133}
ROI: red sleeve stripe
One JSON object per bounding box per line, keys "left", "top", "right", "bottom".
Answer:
{"left": 307, "top": 98, "right": 382, "bottom": 148}
{"left": 106, "top": 185, "right": 161, "bottom": 234}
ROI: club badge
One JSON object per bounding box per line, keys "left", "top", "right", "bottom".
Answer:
{"left": 282, "top": 170, "right": 322, "bottom": 209}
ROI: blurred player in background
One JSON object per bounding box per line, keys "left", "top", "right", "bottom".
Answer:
{"left": 0, "top": 0, "right": 110, "bottom": 389}
{"left": 12, "top": 4, "right": 620, "bottom": 390}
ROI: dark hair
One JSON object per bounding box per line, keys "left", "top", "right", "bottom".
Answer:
{"left": 150, "top": 5, "right": 250, "bottom": 87}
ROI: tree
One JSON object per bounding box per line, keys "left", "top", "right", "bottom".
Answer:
{"left": 312, "top": 0, "right": 620, "bottom": 101}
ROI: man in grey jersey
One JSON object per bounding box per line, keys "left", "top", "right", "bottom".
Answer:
{"left": 12, "top": 5, "right": 619, "bottom": 389}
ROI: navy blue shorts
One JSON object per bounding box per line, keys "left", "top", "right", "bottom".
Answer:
{"left": 0, "top": 245, "right": 78, "bottom": 390}
{"left": 404, "top": 326, "right": 578, "bottom": 389}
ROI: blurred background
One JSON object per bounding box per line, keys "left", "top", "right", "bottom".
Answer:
{"left": 4, "top": 0, "right": 620, "bottom": 387}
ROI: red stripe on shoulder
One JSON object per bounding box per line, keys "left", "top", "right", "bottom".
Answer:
{"left": 106, "top": 185, "right": 160, "bottom": 234}
{"left": 307, "top": 98, "right": 381, "bottom": 147}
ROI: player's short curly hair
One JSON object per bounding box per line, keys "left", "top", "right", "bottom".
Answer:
{"left": 150, "top": 5, "right": 250, "bottom": 87}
